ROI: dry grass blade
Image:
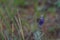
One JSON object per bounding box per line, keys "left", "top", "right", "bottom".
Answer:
{"left": 14, "top": 13, "right": 25, "bottom": 40}
{"left": 0, "top": 19, "right": 6, "bottom": 40}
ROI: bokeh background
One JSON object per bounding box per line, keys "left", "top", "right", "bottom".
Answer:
{"left": 0, "top": 0, "right": 60, "bottom": 40}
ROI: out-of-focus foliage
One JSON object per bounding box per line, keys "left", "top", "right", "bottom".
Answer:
{"left": 56, "top": 0, "right": 60, "bottom": 7}
{"left": 13, "top": 0, "right": 25, "bottom": 6}
{"left": 0, "top": 0, "right": 60, "bottom": 40}
{"left": 0, "top": 0, "right": 8, "bottom": 3}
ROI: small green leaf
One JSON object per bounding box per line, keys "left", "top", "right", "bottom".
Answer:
{"left": 13, "top": 0, "right": 25, "bottom": 6}
{"left": 48, "top": 7, "right": 56, "bottom": 13}
{"left": 56, "top": 0, "right": 60, "bottom": 7}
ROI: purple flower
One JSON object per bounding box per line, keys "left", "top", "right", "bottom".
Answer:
{"left": 39, "top": 16, "right": 44, "bottom": 26}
